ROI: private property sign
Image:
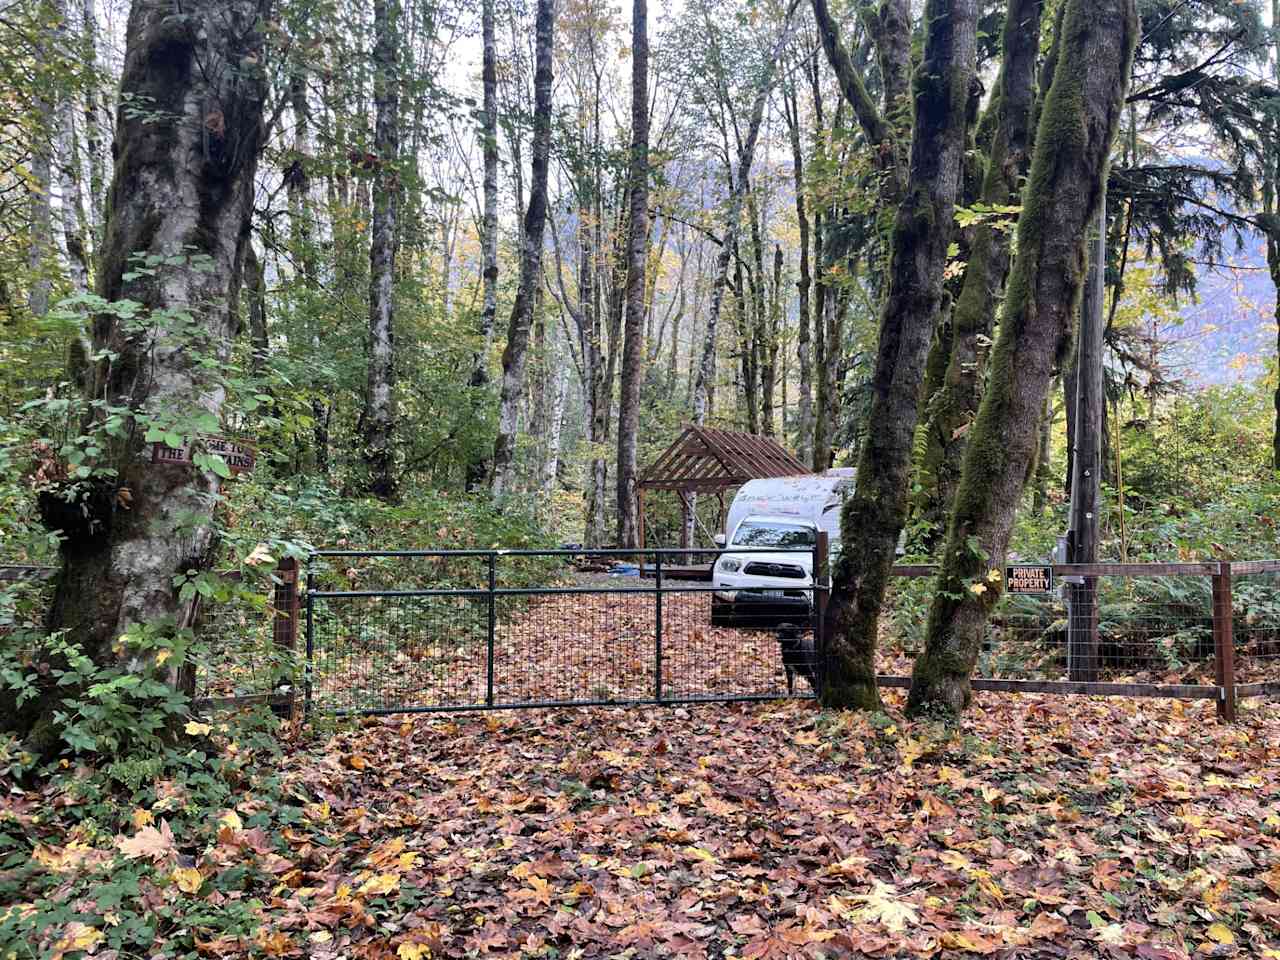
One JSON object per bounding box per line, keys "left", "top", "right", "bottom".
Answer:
{"left": 1005, "top": 564, "right": 1053, "bottom": 594}
{"left": 151, "top": 436, "right": 256, "bottom": 473}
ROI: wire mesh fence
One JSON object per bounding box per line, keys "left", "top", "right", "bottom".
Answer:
{"left": 303, "top": 548, "right": 822, "bottom": 714}
{"left": 1233, "top": 562, "right": 1280, "bottom": 689}
{"left": 5, "top": 552, "right": 1275, "bottom": 721}
{"left": 189, "top": 567, "right": 297, "bottom": 708}
{"left": 300, "top": 551, "right": 1279, "bottom": 719}
{"left": 882, "top": 569, "right": 1223, "bottom": 686}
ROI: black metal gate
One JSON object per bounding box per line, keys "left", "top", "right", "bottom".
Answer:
{"left": 303, "top": 545, "right": 828, "bottom": 716}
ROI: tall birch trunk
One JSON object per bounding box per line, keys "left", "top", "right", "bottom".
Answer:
{"left": 819, "top": 0, "right": 979, "bottom": 711}
{"left": 907, "top": 0, "right": 1137, "bottom": 716}
{"left": 80, "top": 0, "right": 107, "bottom": 240}
{"left": 58, "top": 101, "right": 92, "bottom": 294}
{"left": 361, "top": 0, "right": 401, "bottom": 500}
{"left": 541, "top": 356, "right": 567, "bottom": 495}
{"left": 13, "top": 0, "right": 268, "bottom": 753}
{"left": 1269, "top": 0, "right": 1279, "bottom": 469}
{"left": 761, "top": 243, "right": 782, "bottom": 437}
{"left": 692, "top": 0, "right": 801, "bottom": 424}
{"left": 491, "top": 0, "right": 555, "bottom": 498}
{"left": 784, "top": 79, "right": 813, "bottom": 463}
{"left": 466, "top": 0, "right": 500, "bottom": 490}
{"left": 616, "top": 0, "right": 649, "bottom": 547}
{"left": 27, "top": 7, "right": 56, "bottom": 318}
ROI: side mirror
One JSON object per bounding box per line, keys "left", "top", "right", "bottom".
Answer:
{"left": 713, "top": 533, "right": 726, "bottom": 547}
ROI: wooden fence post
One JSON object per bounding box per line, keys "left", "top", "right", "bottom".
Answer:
{"left": 272, "top": 556, "right": 300, "bottom": 718}
{"left": 1212, "top": 561, "right": 1236, "bottom": 722}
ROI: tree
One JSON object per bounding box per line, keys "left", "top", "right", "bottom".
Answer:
{"left": 465, "top": 0, "right": 500, "bottom": 491}
{"left": 818, "top": 0, "right": 980, "bottom": 710}
{"left": 12, "top": 0, "right": 268, "bottom": 752}
{"left": 1267, "top": 0, "right": 1279, "bottom": 469}
{"left": 911, "top": 0, "right": 1044, "bottom": 546}
{"left": 361, "top": 0, "right": 402, "bottom": 500}
{"left": 907, "top": 0, "right": 1138, "bottom": 716}
{"left": 491, "top": 0, "right": 555, "bottom": 498}
{"left": 616, "top": 0, "right": 649, "bottom": 547}
{"left": 783, "top": 69, "right": 814, "bottom": 464}
{"left": 691, "top": 0, "right": 802, "bottom": 424}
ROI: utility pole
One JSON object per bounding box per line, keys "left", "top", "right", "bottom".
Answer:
{"left": 1067, "top": 193, "right": 1105, "bottom": 682}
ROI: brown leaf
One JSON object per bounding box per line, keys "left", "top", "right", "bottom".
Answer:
{"left": 117, "top": 821, "right": 175, "bottom": 861}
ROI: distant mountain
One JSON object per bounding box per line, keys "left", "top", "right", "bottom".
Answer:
{"left": 1168, "top": 230, "right": 1275, "bottom": 387}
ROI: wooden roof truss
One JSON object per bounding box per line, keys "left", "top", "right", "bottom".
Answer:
{"left": 637, "top": 425, "right": 807, "bottom": 493}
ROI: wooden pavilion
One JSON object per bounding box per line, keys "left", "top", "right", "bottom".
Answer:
{"left": 635, "top": 425, "right": 808, "bottom": 568}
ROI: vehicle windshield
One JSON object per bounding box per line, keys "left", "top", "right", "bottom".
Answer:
{"left": 731, "top": 521, "right": 816, "bottom": 549}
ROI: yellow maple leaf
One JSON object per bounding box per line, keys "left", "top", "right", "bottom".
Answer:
{"left": 218, "top": 810, "right": 243, "bottom": 831}
{"left": 357, "top": 872, "right": 400, "bottom": 897}
{"left": 898, "top": 737, "right": 923, "bottom": 770}
{"left": 173, "top": 866, "right": 203, "bottom": 893}
{"left": 397, "top": 944, "right": 430, "bottom": 960}
{"left": 939, "top": 930, "right": 1000, "bottom": 954}
{"left": 156, "top": 648, "right": 172, "bottom": 666}
{"left": 185, "top": 720, "right": 212, "bottom": 736}
{"left": 51, "top": 922, "right": 103, "bottom": 960}
{"left": 1206, "top": 922, "right": 1234, "bottom": 945}
{"left": 304, "top": 801, "right": 331, "bottom": 822}
{"left": 683, "top": 846, "right": 717, "bottom": 864}
{"left": 365, "top": 836, "right": 406, "bottom": 867}
{"left": 132, "top": 808, "right": 154, "bottom": 828}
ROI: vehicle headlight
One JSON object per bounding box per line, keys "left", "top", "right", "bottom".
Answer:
{"left": 718, "top": 557, "right": 742, "bottom": 573}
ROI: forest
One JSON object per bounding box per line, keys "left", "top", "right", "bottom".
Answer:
{"left": 2, "top": 0, "right": 1280, "bottom": 953}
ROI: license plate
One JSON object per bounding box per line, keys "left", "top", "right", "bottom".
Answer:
{"left": 763, "top": 589, "right": 785, "bottom": 598}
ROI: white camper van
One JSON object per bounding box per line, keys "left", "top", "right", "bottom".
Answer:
{"left": 710, "top": 472, "right": 853, "bottom": 626}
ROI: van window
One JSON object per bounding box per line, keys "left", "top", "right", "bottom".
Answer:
{"left": 731, "top": 521, "right": 816, "bottom": 548}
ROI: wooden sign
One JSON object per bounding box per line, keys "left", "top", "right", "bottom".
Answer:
{"left": 1005, "top": 564, "right": 1053, "bottom": 594}
{"left": 151, "top": 436, "right": 256, "bottom": 473}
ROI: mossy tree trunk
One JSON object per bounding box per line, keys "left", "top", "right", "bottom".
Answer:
{"left": 912, "top": 0, "right": 1044, "bottom": 549}
{"left": 11, "top": 0, "right": 268, "bottom": 753}
{"left": 907, "top": 0, "right": 1138, "bottom": 717}
{"left": 818, "top": 0, "right": 979, "bottom": 710}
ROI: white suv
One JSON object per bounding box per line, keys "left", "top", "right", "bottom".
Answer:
{"left": 710, "top": 515, "right": 821, "bottom": 627}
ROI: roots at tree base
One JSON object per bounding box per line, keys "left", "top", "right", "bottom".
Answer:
{"left": 819, "top": 660, "right": 883, "bottom": 711}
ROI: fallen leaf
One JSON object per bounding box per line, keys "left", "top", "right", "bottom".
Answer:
{"left": 173, "top": 866, "right": 203, "bottom": 893}
{"left": 117, "top": 822, "right": 175, "bottom": 861}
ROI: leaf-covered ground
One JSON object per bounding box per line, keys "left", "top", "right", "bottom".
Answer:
{"left": 9, "top": 693, "right": 1280, "bottom": 959}
{"left": 264, "top": 694, "right": 1278, "bottom": 959}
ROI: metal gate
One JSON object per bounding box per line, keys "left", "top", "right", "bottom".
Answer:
{"left": 303, "top": 546, "right": 828, "bottom": 716}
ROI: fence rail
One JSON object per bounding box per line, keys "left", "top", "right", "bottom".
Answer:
{"left": 4, "top": 551, "right": 1278, "bottom": 720}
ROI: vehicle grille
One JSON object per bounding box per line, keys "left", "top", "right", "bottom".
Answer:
{"left": 742, "top": 562, "right": 805, "bottom": 580}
